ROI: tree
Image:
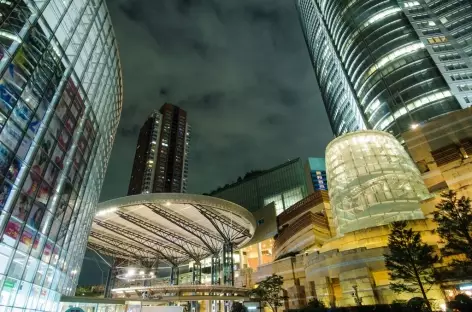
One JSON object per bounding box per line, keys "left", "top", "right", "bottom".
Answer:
{"left": 352, "top": 285, "right": 362, "bottom": 306}
{"left": 231, "top": 302, "right": 248, "bottom": 312}
{"left": 302, "top": 299, "right": 326, "bottom": 312}
{"left": 249, "top": 274, "right": 286, "bottom": 312}
{"left": 434, "top": 191, "right": 472, "bottom": 266}
{"left": 384, "top": 221, "right": 439, "bottom": 312}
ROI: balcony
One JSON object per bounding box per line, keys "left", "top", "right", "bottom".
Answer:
{"left": 274, "top": 211, "right": 330, "bottom": 259}
{"left": 277, "top": 190, "right": 329, "bottom": 227}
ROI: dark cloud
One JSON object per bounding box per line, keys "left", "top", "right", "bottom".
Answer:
{"left": 263, "top": 114, "right": 285, "bottom": 126}
{"left": 117, "top": 124, "right": 140, "bottom": 137}
{"left": 100, "top": 0, "right": 333, "bottom": 201}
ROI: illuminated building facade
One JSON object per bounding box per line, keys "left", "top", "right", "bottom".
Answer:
{"left": 305, "top": 157, "right": 328, "bottom": 192}
{"left": 209, "top": 158, "right": 308, "bottom": 215}
{"left": 403, "top": 106, "right": 472, "bottom": 198}
{"left": 242, "top": 131, "right": 451, "bottom": 310}
{"left": 127, "top": 103, "right": 190, "bottom": 195}
{"left": 296, "top": 0, "right": 471, "bottom": 137}
{"left": 326, "top": 131, "right": 428, "bottom": 235}
{"left": 0, "top": 0, "right": 122, "bottom": 310}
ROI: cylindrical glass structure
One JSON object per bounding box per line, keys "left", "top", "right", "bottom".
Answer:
{"left": 326, "top": 130, "right": 428, "bottom": 235}
{"left": 0, "top": 0, "right": 122, "bottom": 310}
{"left": 296, "top": 0, "right": 462, "bottom": 137}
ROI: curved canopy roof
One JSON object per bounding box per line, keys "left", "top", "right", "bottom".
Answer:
{"left": 88, "top": 193, "right": 256, "bottom": 266}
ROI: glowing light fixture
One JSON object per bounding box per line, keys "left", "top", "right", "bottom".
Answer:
{"left": 96, "top": 207, "right": 118, "bottom": 216}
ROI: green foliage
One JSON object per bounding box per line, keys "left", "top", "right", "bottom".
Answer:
{"left": 448, "top": 294, "right": 472, "bottom": 312}
{"left": 249, "top": 274, "right": 286, "bottom": 312}
{"left": 230, "top": 302, "right": 248, "bottom": 312}
{"left": 384, "top": 221, "right": 439, "bottom": 311}
{"left": 74, "top": 285, "right": 103, "bottom": 297}
{"left": 407, "top": 297, "right": 430, "bottom": 312}
{"left": 301, "top": 299, "right": 327, "bottom": 312}
{"left": 434, "top": 191, "right": 472, "bottom": 266}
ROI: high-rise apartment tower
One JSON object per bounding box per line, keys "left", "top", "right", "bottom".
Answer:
{"left": 296, "top": 0, "right": 472, "bottom": 137}
{"left": 128, "top": 104, "right": 190, "bottom": 195}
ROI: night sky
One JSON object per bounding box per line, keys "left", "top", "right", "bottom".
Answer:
{"left": 99, "top": 0, "right": 334, "bottom": 201}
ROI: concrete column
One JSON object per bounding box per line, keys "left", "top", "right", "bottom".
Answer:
{"left": 193, "top": 262, "right": 202, "bottom": 285}
{"left": 170, "top": 266, "right": 179, "bottom": 285}
{"left": 223, "top": 243, "right": 234, "bottom": 286}
{"left": 257, "top": 242, "right": 263, "bottom": 266}
{"left": 211, "top": 255, "right": 220, "bottom": 285}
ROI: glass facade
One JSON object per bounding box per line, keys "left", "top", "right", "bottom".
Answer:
{"left": 306, "top": 157, "right": 327, "bottom": 191}
{"left": 210, "top": 158, "right": 308, "bottom": 215}
{"left": 399, "top": 0, "right": 472, "bottom": 109}
{"left": 0, "top": 0, "right": 122, "bottom": 310}
{"left": 296, "top": 0, "right": 467, "bottom": 137}
{"left": 326, "top": 131, "right": 428, "bottom": 235}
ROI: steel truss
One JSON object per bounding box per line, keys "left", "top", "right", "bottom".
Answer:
{"left": 115, "top": 210, "right": 209, "bottom": 262}
{"left": 192, "top": 204, "right": 251, "bottom": 243}
{"left": 144, "top": 203, "right": 223, "bottom": 253}
{"left": 87, "top": 242, "right": 135, "bottom": 260}
{"left": 90, "top": 230, "right": 159, "bottom": 261}
{"left": 94, "top": 219, "right": 187, "bottom": 265}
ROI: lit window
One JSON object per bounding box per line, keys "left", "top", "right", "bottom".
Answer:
{"left": 404, "top": 1, "right": 420, "bottom": 7}
{"left": 427, "top": 36, "right": 448, "bottom": 44}
{"left": 363, "top": 8, "right": 401, "bottom": 28}
{"left": 374, "top": 90, "right": 453, "bottom": 130}
{"left": 357, "top": 42, "right": 425, "bottom": 89}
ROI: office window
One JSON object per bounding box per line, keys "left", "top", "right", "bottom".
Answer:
{"left": 427, "top": 36, "right": 448, "bottom": 44}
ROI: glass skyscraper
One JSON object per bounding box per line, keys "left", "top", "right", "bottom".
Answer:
{"left": 0, "top": 0, "right": 122, "bottom": 310}
{"left": 209, "top": 158, "right": 308, "bottom": 216}
{"left": 296, "top": 0, "right": 471, "bottom": 137}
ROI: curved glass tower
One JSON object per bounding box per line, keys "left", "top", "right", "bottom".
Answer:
{"left": 0, "top": 0, "right": 122, "bottom": 310}
{"left": 326, "top": 130, "right": 428, "bottom": 235}
{"left": 296, "top": 0, "right": 471, "bottom": 137}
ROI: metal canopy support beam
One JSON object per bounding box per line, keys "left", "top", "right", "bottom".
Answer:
{"left": 171, "top": 266, "right": 180, "bottom": 285}
{"left": 115, "top": 211, "right": 209, "bottom": 261}
{"left": 94, "top": 219, "right": 184, "bottom": 265}
{"left": 223, "top": 243, "right": 234, "bottom": 286}
{"left": 211, "top": 254, "right": 220, "bottom": 285}
{"left": 192, "top": 262, "right": 202, "bottom": 285}
{"left": 145, "top": 203, "right": 223, "bottom": 253}
{"left": 192, "top": 204, "right": 251, "bottom": 242}
{"left": 90, "top": 230, "right": 157, "bottom": 260}
{"left": 87, "top": 242, "right": 135, "bottom": 260}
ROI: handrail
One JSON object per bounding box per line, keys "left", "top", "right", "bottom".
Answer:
{"left": 274, "top": 212, "right": 329, "bottom": 250}
{"left": 277, "top": 191, "right": 329, "bottom": 226}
